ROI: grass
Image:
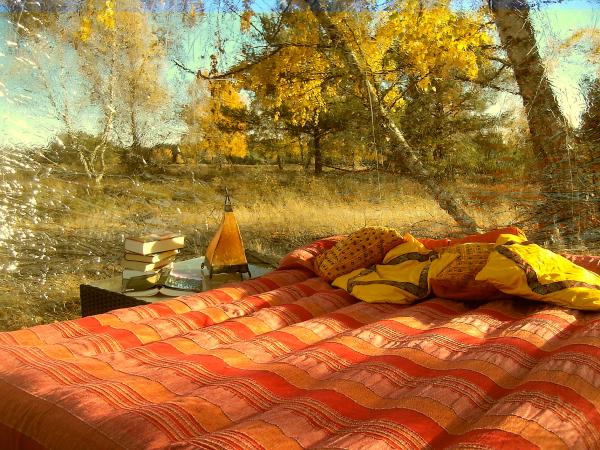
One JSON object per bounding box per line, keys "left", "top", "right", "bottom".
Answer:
{"left": 0, "top": 163, "right": 595, "bottom": 331}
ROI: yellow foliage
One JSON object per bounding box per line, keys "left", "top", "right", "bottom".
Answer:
{"left": 97, "top": 0, "right": 116, "bottom": 29}
{"left": 243, "top": 9, "right": 336, "bottom": 127}
{"left": 183, "top": 79, "right": 248, "bottom": 159}
{"left": 244, "top": 1, "right": 491, "bottom": 126}
{"left": 78, "top": 0, "right": 116, "bottom": 41}
{"left": 288, "top": 139, "right": 304, "bottom": 157}
{"left": 348, "top": 1, "right": 490, "bottom": 99}
{"left": 77, "top": 0, "right": 145, "bottom": 42}
{"left": 383, "top": 89, "right": 406, "bottom": 112}
{"left": 152, "top": 147, "right": 176, "bottom": 164}
{"left": 79, "top": 17, "right": 92, "bottom": 41}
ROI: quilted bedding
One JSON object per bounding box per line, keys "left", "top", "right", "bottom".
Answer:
{"left": 1, "top": 237, "right": 600, "bottom": 449}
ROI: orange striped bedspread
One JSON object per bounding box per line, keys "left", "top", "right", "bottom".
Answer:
{"left": 1, "top": 237, "right": 599, "bottom": 449}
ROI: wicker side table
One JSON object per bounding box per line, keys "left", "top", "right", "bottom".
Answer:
{"left": 80, "top": 284, "right": 151, "bottom": 316}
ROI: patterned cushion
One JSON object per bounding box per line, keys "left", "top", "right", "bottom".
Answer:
{"left": 476, "top": 234, "right": 600, "bottom": 310}
{"left": 429, "top": 243, "right": 508, "bottom": 301}
{"left": 314, "top": 227, "right": 404, "bottom": 282}
{"left": 332, "top": 236, "right": 433, "bottom": 304}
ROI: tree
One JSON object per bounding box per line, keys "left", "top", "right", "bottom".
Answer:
{"left": 395, "top": 76, "right": 513, "bottom": 179}
{"left": 6, "top": 0, "right": 176, "bottom": 178}
{"left": 4, "top": 1, "right": 116, "bottom": 180}
{"left": 249, "top": 90, "right": 357, "bottom": 174}
{"left": 245, "top": 111, "right": 306, "bottom": 169}
{"left": 240, "top": 6, "right": 346, "bottom": 174}
{"left": 297, "top": 0, "right": 490, "bottom": 231}
{"left": 182, "top": 75, "right": 249, "bottom": 163}
{"left": 489, "top": 0, "right": 574, "bottom": 237}
{"left": 77, "top": 0, "right": 170, "bottom": 172}
{"left": 568, "top": 31, "right": 600, "bottom": 145}
{"left": 579, "top": 77, "right": 600, "bottom": 144}
{"left": 238, "top": 0, "right": 494, "bottom": 186}
{"left": 574, "top": 77, "right": 600, "bottom": 232}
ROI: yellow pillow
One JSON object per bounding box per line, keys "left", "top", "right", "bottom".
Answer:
{"left": 475, "top": 234, "right": 600, "bottom": 310}
{"left": 332, "top": 236, "right": 434, "bottom": 304}
{"left": 314, "top": 226, "right": 404, "bottom": 282}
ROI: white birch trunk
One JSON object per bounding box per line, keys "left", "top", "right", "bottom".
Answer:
{"left": 303, "top": 0, "right": 481, "bottom": 233}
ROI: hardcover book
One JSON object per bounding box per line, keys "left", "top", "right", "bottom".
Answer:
{"left": 122, "top": 268, "right": 203, "bottom": 297}
{"left": 121, "top": 256, "right": 177, "bottom": 272}
{"left": 122, "top": 269, "right": 157, "bottom": 279}
{"left": 124, "top": 232, "right": 185, "bottom": 255}
{"left": 124, "top": 249, "right": 179, "bottom": 263}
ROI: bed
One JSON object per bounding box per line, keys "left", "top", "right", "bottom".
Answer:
{"left": 1, "top": 236, "right": 600, "bottom": 449}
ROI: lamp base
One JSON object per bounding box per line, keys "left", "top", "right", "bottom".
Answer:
{"left": 201, "top": 261, "right": 251, "bottom": 280}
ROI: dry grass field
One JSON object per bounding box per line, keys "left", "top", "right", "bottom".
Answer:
{"left": 0, "top": 163, "right": 593, "bottom": 331}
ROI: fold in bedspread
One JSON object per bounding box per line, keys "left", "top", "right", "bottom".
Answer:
{"left": 1, "top": 243, "right": 600, "bottom": 449}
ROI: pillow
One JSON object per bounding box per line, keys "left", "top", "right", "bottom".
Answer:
{"left": 418, "top": 226, "right": 527, "bottom": 250}
{"left": 428, "top": 243, "right": 508, "bottom": 301}
{"left": 278, "top": 235, "right": 346, "bottom": 272}
{"left": 332, "top": 236, "right": 434, "bottom": 304}
{"left": 314, "top": 227, "right": 404, "bottom": 282}
{"left": 475, "top": 234, "right": 600, "bottom": 310}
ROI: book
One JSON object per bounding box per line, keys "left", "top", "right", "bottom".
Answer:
{"left": 124, "top": 282, "right": 203, "bottom": 297}
{"left": 124, "top": 249, "right": 179, "bottom": 263}
{"left": 122, "top": 264, "right": 174, "bottom": 280}
{"left": 122, "top": 269, "right": 157, "bottom": 279}
{"left": 121, "top": 256, "right": 176, "bottom": 272}
{"left": 124, "top": 286, "right": 201, "bottom": 297}
{"left": 122, "top": 268, "right": 203, "bottom": 297}
{"left": 124, "top": 232, "right": 185, "bottom": 256}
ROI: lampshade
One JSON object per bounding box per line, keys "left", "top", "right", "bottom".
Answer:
{"left": 203, "top": 189, "right": 250, "bottom": 279}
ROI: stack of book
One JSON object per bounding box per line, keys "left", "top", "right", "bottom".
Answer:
{"left": 122, "top": 232, "right": 185, "bottom": 279}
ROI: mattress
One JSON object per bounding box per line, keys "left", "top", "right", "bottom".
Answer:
{"left": 1, "top": 237, "right": 599, "bottom": 449}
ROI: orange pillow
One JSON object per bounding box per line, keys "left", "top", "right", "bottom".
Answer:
{"left": 419, "top": 226, "right": 526, "bottom": 250}
{"left": 278, "top": 235, "right": 346, "bottom": 272}
{"left": 429, "top": 243, "right": 508, "bottom": 301}
{"left": 314, "top": 227, "right": 404, "bottom": 282}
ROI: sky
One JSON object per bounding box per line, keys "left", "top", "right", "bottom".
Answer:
{"left": 0, "top": 1, "right": 599, "bottom": 149}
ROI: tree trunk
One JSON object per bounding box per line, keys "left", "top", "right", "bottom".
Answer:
{"left": 37, "top": 49, "right": 97, "bottom": 180}
{"left": 91, "top": 24, "right": 119, "bottom": 183}
{"left": 491, "top": 0, "right": 566, "bottom": 162}
{"left": 129, "top": 102, "right": 151, "bottom": 169}
{"left": 314, "top": 132, "right": 323, "bottom": 175}
{"left": 299, "top": 144, "right": 305, "bottom": 166}
{"left": 490, "top": 0, "right": 572, "bottom": 238}
{"left": 276, "top": 151, "right": 284, "bottom": 170}
{"left": 303, "top": 0, "right": 480, "bottom": 233}
{"left": 304, "top": 149, "right": 313, "bottom": 171}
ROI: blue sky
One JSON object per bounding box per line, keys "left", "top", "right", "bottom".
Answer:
{"left": 1, "top": 2, "right": 599, "bottom": 148}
